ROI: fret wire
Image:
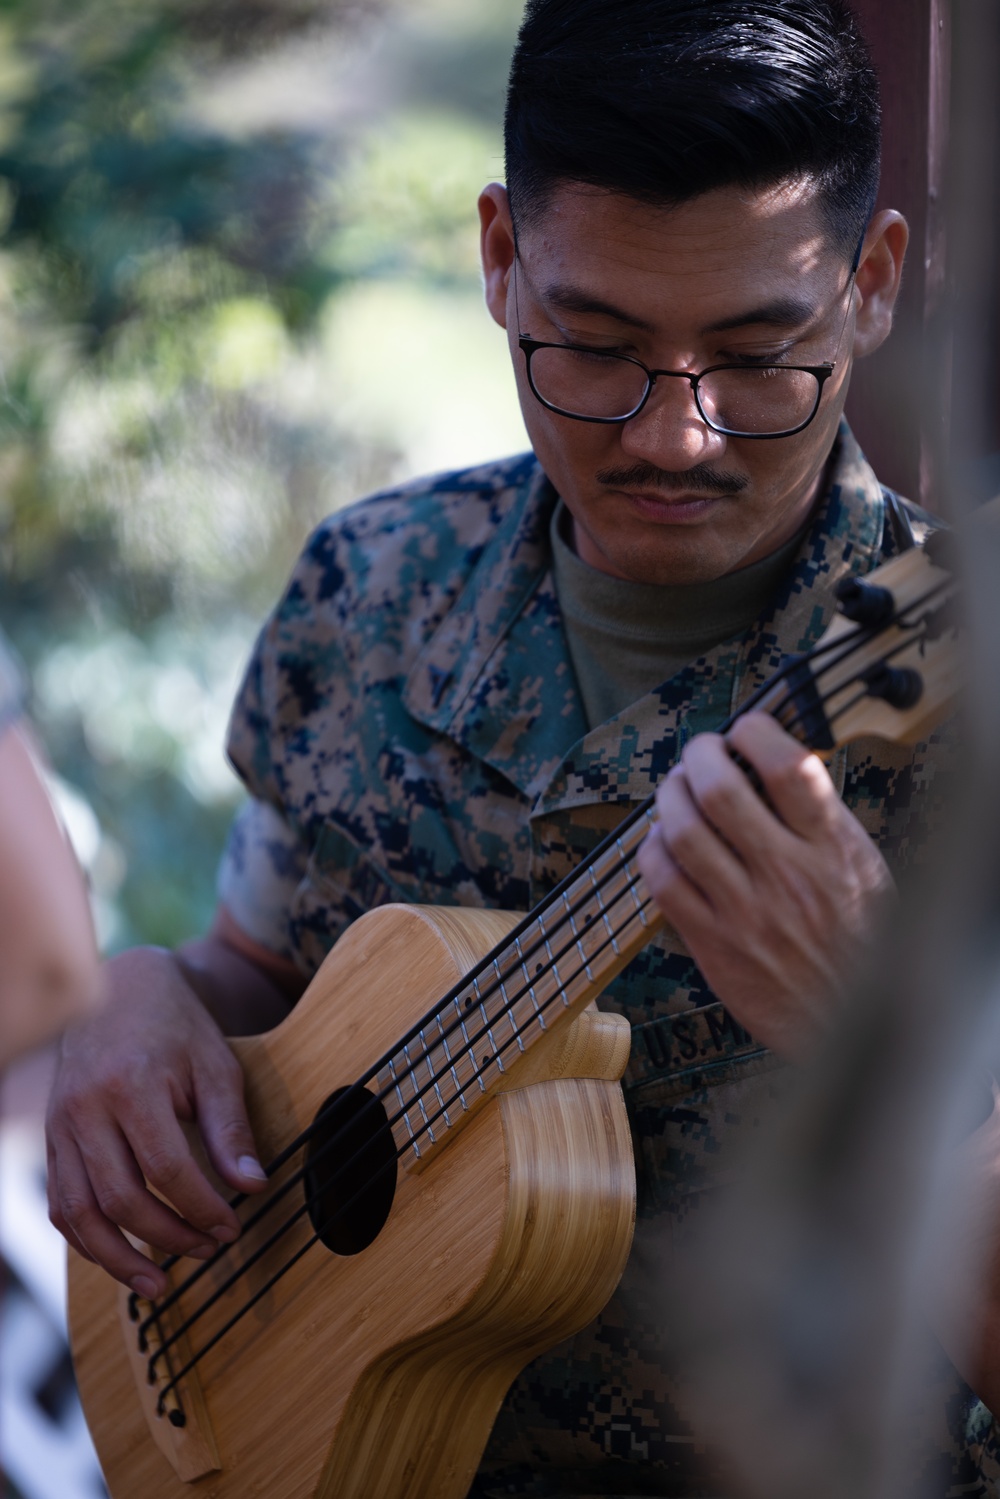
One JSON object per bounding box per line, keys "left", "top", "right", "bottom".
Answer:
{"left": 515, "top": 933, "right": 546, "bottom": 1032}
{"left": 430, "top": 1012, "right": 456, "bottom": 1119}
{"left": 420, "top": 1024, "right": 450, "bottom": 1131}
{"left": 453, "top": 995, "right": 477, "bottom": 1105}
{"left": 615, "top": 836, "right": 649, "bottom": 925}
{"left": 388, "top": 866, "right": 650, "bottom": 1159}
{"left": 402, "top": 836, "right": 646, "bottom": 1111}
{"left": 397, "top": 1088, "right": 421, "bottom": 1158}
{"left": 441, "top": 1003, "right": 468, "bottom": 1113}
{"left": 562, "top": 890, "right": 595, "bottom": 983}
{"left": 484, "top": 1009, "right": 505, "bottom": 1074}
{"left": 587, "top": 863, "right": 620, "bottom": 956}
{"left": 538, "top": 910, "right": 570, "bottom": 1010}
{"left": 402, "top": 1041, "right": 436, "bottom": 1144}
{"left": 389, "top": 818, "right": 648, "bottom": 1086}
{"left": 449, "top": 1001, "right": 473, "bottom": 1109}
{"left": 493, "top": 956, "right": 524, "bottom": 1053}
{"left": 471, "top": 976, "right": 494, "bottom": 1088}
{"left": 384, "top": 1056, "right": 412, "bottom": 1150}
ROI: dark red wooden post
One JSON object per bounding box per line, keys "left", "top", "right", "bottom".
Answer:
{"left": 845, "top": 0, "right": 951, "bottom": 509}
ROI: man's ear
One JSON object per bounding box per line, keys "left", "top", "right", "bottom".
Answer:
{"left": 852, "top": 209, "right": 909, "bottom": 358}
{"left": 479, "top": 183, "right": 516, "bottom": 330}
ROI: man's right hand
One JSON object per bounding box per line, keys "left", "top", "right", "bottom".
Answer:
{"left": 46, "top": 944, "right": 270, "bottom": 1300}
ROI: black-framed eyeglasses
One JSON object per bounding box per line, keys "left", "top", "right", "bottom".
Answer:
{"left": 519, "top": 338, "right": 840, "bottom": 438}
{"left": 514, "top": 258, "right": 856, "bottom": 440}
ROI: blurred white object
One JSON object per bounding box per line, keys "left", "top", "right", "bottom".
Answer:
{"left": 0, "top": 1122, "right": 106, "bottom": 1499}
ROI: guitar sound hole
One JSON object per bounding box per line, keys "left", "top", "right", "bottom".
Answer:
{"left": 304, "top": 1085, "right": 397, "bottom": 1255}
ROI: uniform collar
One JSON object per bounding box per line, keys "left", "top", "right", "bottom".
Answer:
{"left": 404, "top": 421, "right": 887, "bottom": 803}
{"left": 402, "top": 458, "right": 585, "bottom": 797}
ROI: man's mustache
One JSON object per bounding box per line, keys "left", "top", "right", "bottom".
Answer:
{"left": 596, "top": 462, "right": 749, "bottom": 496}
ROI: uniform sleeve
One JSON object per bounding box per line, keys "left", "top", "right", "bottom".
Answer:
{"left": 216, "top": 797, "right": 309, "bottom": 961}
{"left": 218, "top": 596, "right": 311, "bottom": 960}
{"left": 225, "top": 619, "right": 285, "bottom": 810}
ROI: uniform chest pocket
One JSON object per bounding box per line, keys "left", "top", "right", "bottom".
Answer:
{"left": 289, "top": 822, "right": 426, "bottom": 968}
{"left": 625, "top": 1003, "right": 789, "bottom": 1217}
{"left": 302, "top": 820, "right": 435, "bottom": 924}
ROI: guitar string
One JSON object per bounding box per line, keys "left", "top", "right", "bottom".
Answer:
{"left": 151, "top": 675, "right": 947, "bottom": 1404}
{"left": 767, "top": 617, "right": 939, "bottom": 744}
{"left": 196, "top": 581, "right": 946, "bottom": 1192}
{"left": 138, "top": 590, "right": 947, "bottom": 1354}
{"left": 141, "top": 583, "right": 954, "bottom": 1384}
{"left": 142, "top": 606, "right": 942, "bottom": 1380}
{"left": 139, "top": 586, "right": 949, "bottom": 1369}
{"left": 143, "top": 849, "right": 658, "bottom": 1368}
{"left": 144, "top": 601, "right": 895, "bottom": 1289}
{"left": 136, "top": 804, "right": 657, "bottom": 1334}
{"left": 156, "top": 579, "right": 926, "bottom": 1413}
{"left": 152, "top": 884, "right": 663, "bottom": 1410}
{"left": 138, "top": 821, "right": 656, "bottom": 1349}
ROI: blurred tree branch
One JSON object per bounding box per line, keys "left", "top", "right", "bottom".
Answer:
{"left": 0, "top": 0, "right": 387, "bottom": 342}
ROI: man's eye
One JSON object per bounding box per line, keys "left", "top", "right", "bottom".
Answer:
{"left": 729, "top": 352, "right": 792, "bottom": 367}
{"left": 563, "top": 346, "right": 628, "bottom": 365}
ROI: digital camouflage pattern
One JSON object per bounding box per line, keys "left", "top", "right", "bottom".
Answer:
{"left": 222, "top": 421, "right": 994, "bottom": 1497}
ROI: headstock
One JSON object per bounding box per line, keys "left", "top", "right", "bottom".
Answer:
{"left": 752, "top": 516, "right": 977, "bottom": 755}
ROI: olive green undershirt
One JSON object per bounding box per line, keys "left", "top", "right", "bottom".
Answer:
{"left": 549, "top": 498, "right": 808, "bottom": 730}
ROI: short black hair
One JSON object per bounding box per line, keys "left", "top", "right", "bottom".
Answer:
{"left": 504, "top": 0, "right": 880, "bottom": 260}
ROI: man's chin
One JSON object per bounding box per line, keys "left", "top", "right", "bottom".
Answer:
{"left": 584, "top": 529, "right": 744, "bottom": 588}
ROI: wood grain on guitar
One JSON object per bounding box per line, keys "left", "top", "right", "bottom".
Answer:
{"left": 68, "top": 511, "right": 982, "bottom": 1499}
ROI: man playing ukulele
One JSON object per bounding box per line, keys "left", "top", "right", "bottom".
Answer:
{"left": 48, "top": 2, "right": 983, "bottom": 1492}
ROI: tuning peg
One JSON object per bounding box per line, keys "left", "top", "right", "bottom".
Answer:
{"left": 861, "top": 663, "right": 924, "bottom": 710}
{"left": 835, "top": 577, "right": 896, "bottom": 626}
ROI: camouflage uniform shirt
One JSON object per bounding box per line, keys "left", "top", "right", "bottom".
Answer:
{"left": 221, "top": 422, "right": 990, "bottom": 1498}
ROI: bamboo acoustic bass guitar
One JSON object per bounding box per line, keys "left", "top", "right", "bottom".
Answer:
{"left": 69, "top": 521, "right": 969, "bottom": 1499}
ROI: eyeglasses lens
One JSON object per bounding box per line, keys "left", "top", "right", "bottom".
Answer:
{"left": 699, "top": 366, "right": 822, "bottom": 436}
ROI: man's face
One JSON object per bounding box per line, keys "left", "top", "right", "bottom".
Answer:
{"left": 482, "top": 180, "right": 896, "bottom": 587}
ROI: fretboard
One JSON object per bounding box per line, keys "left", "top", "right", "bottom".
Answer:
{"left": 377, "top": 802, "right": 659, "bottom": 1164}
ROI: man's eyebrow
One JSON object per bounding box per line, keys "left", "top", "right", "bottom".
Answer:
{"left": 702, "top": 297, "right": 818, "bottom": 334}
{"left": 539, "top": 283, "right": 656, "bottom": 332}
{"left": 536, "top": 285, "right": 820, "bottom": 336}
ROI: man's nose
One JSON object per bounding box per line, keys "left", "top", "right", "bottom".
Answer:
{"left": 618, "top": 373, "right": 727, "bottom": 470}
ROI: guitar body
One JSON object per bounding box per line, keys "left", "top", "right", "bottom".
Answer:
{"left": 69, "top": 902, "right": 636, "bottom": 1499}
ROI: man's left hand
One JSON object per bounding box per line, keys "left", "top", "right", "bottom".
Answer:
{"left": 636, "top": 711, "right": 894, "bottom": 1061}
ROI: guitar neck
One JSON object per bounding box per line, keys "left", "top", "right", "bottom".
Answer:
{"left": 376, "top": 804, "right": 660, "bottom": 1167}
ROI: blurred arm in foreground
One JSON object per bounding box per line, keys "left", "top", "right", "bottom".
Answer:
{"left": 0, "top": 633, "right": 103, "bottom": 1067}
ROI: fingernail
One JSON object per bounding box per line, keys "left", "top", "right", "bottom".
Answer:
{"left": 187, "top": 1243, "right": 217, "bottom": 1261}
{"left": 210, "top": 1224, "right": 238, "bottom": 1244}
{"left": 238, "top": 1154, "right": 267, "bottom": 1181}
{"left": 131, "top": 1274, "right": 160, "bottom": 1301}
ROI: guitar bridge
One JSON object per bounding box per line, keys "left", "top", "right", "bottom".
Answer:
{"left": 119, "top": 1278, "right": 221, "bottom": 1482}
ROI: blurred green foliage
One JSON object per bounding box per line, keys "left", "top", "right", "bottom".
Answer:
{"left": 0, "top": 0, "right": 524, "bottom": 952}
